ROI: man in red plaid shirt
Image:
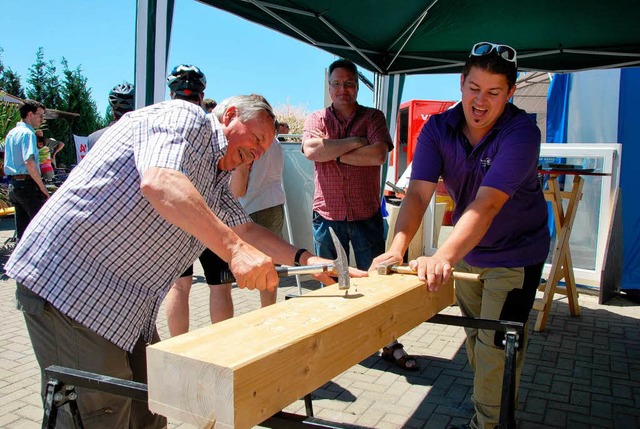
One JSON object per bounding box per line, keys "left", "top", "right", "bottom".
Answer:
{"left": 302, "top": 58, "right": 418, "bottom": 370}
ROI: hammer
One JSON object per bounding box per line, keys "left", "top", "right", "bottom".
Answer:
{"left": 377, "top": 261, "right": 481, "bottom": 283}
{"left": 218, "top": 227, "right": 351, "bottom": 290}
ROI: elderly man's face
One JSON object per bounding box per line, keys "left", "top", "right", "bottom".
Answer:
{"left": 218, "top": 107, "right": 275, "bottom": 171}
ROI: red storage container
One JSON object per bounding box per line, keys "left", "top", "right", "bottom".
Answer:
{"left": 390, "top": 100, "right": 457, "bottom": 183}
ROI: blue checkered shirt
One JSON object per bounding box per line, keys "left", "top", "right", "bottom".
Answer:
{"left": 6, "top": 100, "right": 250, "bottom": 352}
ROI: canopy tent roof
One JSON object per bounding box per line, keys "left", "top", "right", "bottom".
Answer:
{"left": 198, "top": 0, "right": 640, "bottom": 75}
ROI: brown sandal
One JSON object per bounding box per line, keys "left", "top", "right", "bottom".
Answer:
{"left": 381, "top": 343, "right": 419, "bottom": 371}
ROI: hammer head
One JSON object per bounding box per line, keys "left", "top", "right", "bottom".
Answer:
{"left": 376, "top": 261, "right": 395, "bottom": 275}
{"left": 329, "top": 227, "right": 350, "bottom": 290}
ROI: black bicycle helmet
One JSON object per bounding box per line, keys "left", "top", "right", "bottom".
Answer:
{"left": 108, "top": 83, "right": 135, "bottom": 119}
{"left": 167, "top": 64, "right": 207, "bottom": 96}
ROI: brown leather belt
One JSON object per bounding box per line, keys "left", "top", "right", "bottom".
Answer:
{"left": 10, "top": 174, "right": 32, "bottom": 180}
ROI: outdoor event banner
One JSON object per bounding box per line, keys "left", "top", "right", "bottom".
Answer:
{"left": 73, "top": 135, "right": 88, "bottom": 164}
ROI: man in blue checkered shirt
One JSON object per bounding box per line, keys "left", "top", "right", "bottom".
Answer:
{"left": 6, "top": 94, "right": 356, "bottom": 428}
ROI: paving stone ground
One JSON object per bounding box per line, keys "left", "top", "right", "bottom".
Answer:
{"left": 0, "top": 216, "right": 638, "bottom": 428}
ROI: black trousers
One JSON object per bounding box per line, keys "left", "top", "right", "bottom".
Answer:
{"left": 8, "top": 178, "right": 47, "bottom": 239}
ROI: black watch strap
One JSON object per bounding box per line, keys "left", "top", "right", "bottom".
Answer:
{"left": 294, "top": 248, "right": 307, "bottom": 266}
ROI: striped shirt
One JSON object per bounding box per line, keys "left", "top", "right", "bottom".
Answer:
{"left": 6, "top": 100, "right": 250, "bottom": 352}
{"left": 303, "top": 104, "right": 393, "bottom": 221}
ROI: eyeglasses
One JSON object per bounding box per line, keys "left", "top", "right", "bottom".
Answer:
{"left": 470, "top": 42, "right": 517, "bottom": 65}
{"left": 329, "top": 81, "right": 357, "bottom": 89}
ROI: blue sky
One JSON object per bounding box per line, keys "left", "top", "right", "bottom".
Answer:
{"left": 1, "top": 0, "right": 462, "bottom": 118}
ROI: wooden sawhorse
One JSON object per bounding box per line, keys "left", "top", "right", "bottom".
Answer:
{"left": 533, "top": 172, "right": 584, "bottom": 332}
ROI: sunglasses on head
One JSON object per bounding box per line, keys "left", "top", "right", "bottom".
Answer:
{"left": 470, "top": 42, "right": 517, "bottom": 65}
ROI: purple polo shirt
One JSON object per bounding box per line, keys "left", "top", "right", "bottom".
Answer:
{"left": 411, "top": 103, "right": 549, "bottom": 268}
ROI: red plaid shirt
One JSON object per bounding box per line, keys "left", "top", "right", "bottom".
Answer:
{"left": 303, "top": 104, "right": 393, "bottom": 221}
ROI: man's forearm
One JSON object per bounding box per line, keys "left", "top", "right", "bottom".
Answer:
{"left": 234, "top": 222, "right": 296, "bottom": 265}
{"left": 140, "top": 167, "right": 242, "bottom": 262}
{"left": 338, "top": 141, "right": 389, "bottom": 166}
{"left": 388, "top": 189, "right": 431, "bottom": 256}
{"left": 432, "top": 207, "right": 494, "bottom": 265}
{"left": 235, "top": 222, "right": 326, "bottom": 267}
{"left": 302, "top": 136, "right": 366, "bottom": 162}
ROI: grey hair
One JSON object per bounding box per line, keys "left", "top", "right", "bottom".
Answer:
{"left": 212, "top": 94, "right": 276, "bottom": 130}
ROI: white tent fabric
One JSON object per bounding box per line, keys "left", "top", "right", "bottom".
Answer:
{"left": 134, "top": 0, "right": 174, "bottom": 109}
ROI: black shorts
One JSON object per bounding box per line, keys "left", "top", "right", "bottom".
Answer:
{"left": 180, "top": 248, "right": 229, "bottom": 285}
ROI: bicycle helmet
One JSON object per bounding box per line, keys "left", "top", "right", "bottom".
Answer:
{"left": 108, "top": 83, "right": 135, "bottom": 119}
{"left": 167, "top": 64, "right": 207, "bottom": 96}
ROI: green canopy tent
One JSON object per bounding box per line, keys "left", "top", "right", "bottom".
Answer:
{"left": 134, "top": 0, "right": 640, "bottom": 207}
{"left": 135, "top": 0, "right": 640, "bottom": 194}
{"left": 134, "top": 0, "right": 640, "bottom": 295}
{"left": 192, "top": 0, "right": 640, "bottom": 75}
{"left": 134, "top": 0, "right": 640, "bottom": 109}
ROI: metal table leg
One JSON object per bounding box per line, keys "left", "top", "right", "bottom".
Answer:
{"left": 428, "top": 314, "right": 523, "bottom": 429}
{"left": 42, "top": 365, "right": 148, "bottom": 429}
{"left": 42, "top": 376, "right": 84, "bottom": 429}
{"left": 498, "top": 329, "right": 519, "bottom": 429}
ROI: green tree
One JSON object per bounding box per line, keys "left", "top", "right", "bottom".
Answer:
{"left": 55, "top": 58, "right": 104, "bottom": 167}
{"left": 0, "top": 47, "right": 26, "bottom": 98}
{"left": 60, "top": 58, "right": 101, "bottom": 135}
{"left": 0, "top": 102, "right": 21, "bottom": 145}
{"left": 27, "top": 47, "right": 63, "bottom": 109}
{"left": 1, "top": 47, "right": 108, "bottom": 169}
{"left": 1, "top": 70, "right": 26, "bottom": 99}
{"left": 26, "top": 48, "right": 70, "bottom": 164}
{"left": 103, "top": 106, "right": 114, "bottom": 126}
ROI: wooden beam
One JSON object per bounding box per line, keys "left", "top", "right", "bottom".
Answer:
{"left": 147, "top": 273, "right": 454, "bottom": 429}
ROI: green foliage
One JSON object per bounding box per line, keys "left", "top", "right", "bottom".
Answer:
{"left": 0, "top": 102, "right": 21, "bottom": 147}
{"left": 103, "top": 106, "right": 114, "bottom": 127}
{"left": 0, "top": 48, "right": 26, "bottom": 98}
{"left": 27, "top": 48, "right": 63, "bottom": 109}
{"left": 0, "top": 48, "right": 109, "bottom": 168}
{"left": 60, "top": 58, "right": 101, "bottom": 135}
{"left": 2, "top": 70, "right": 25, "bottom": 99}
{"left": 0, "top": 46, "right": 112, "bottom": 169}
{"left": 26, "top": 48, "right": 69, "bottom": 162}
{"left": 57, "top": 58, "right": 104, "bottom": 167}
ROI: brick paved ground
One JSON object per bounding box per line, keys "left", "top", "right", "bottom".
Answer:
{"left": 0, "top": 215, "right": 639, "bottom": 428}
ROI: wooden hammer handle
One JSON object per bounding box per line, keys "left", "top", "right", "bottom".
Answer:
{"left": 451, "top": 271, "right": 481, "bottom": 282}
{"left": 392, "top": 265, "right": 420, "bottom": 275}
{"left": 392, "top": 265, "right": 480, "bottom": 282}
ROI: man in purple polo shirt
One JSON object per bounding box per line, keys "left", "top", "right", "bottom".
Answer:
{"left": 372, "top": 42, "right": 549, "bottom": 429}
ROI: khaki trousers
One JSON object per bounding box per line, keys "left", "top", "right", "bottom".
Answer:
{"left": 454, "top": 261, "right": 543, "bottom": 429}
{"left": 249, "top": 204, "right": 285, "bottom": 237}
{"left": 16, "top": 284, "right": 167, "bottom": 428}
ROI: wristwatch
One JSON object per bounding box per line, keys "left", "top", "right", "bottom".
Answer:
{"left": 294, "top": 248, "right": 307, "bottom": 266}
